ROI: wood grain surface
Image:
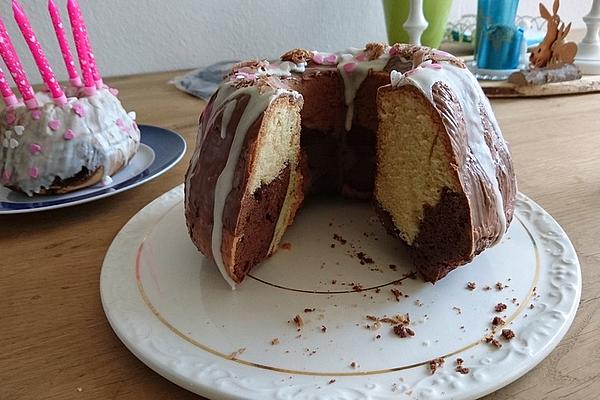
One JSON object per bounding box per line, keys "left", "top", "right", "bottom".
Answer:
{"left": 1, "top": 71, "right": 599, "bottom": 399}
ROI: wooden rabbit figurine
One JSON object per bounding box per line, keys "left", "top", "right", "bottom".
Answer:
{"left": 549, "top": 22, "right": 578, "bottom": 67}
{"left": 530, "top": 0, "right": 561, "bottom": 68}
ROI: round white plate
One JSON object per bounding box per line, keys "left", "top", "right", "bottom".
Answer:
{"left": 0, "top": 125, "right": 185, "bottom": 214}
{"left": 101, "top": 185, "right": 581, "bottom": 400}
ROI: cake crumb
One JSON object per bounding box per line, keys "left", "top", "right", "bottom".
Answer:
{"left": 492, "top": 316, "right": 505, "bottom": 326}
{"left": 304, "top": 308, "right": 316, "bottom": 313}
{"left": 375, "top": 334, "right": 381, "bottom": 339}
{"left": 76, "top": 387, "right": 83, "bottom": 392}
{"left": 328, "top": 379, "right": 336, "bottom": 384}
{"left": 356, "top": 252, "right": 374, "bottom": 265}
{"left": 501, "top": 329, "right": 515, "bottom": 340}
{"left": 280, "top": 242, "right": 292, "bottom": 250}
{"left": 331, "top": 279, "right": 337, "bottom": 284}
{"left": 455, "top": 358, "right": 470, "bottom": 374}
{"left": 483, "top": 285, "right": 492, "bottom": 291}
{"left": 333, "top": 233, "right": 347, "bottom": 245}
{"left": 321, "top": 325, "right": 327, "bottom": 333}
{"left": 271, "top": 338, "right": 280, "bottom": 345}
{"left": 529, "top": 304, "right": 535, "bottom": 309}
{"left": 452, "top": 306, "right": 462, "bottom": 314}
{"left": 429, "top": 357, "right": 445, "bottom": 374}
{"left": 393, "top": 325, "right": 415, "bottom": 338}
{"left": 391, "top": 288, "right": 402, "bottom": 302}
{"left": 495, "top": 282, "right": 506, "bottom": 291}
{"left": 466, "top": 281, "right": 476, "bottom": 290}
{"left": 350, "top": 361, "right": 358, "bottom": 368}
{"left": 293, "top": 315, "right": 304, "bottom": 328}
{"left": 495, "top": 303, "right": 507, "bottom": 312}
{"left": 389, "top": 264, "right": 397, "bottom": 271}
{"left": 485, "top": 336, "right": 502, "bottom": 348}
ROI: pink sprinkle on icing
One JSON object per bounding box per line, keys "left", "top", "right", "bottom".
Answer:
{"left": 29, "top": 166, "right": 39, "bottom": 179}
{"left": 5, "top": 110, "right": 16, "bottom": 125}
{"left": 343, "top": 62, "right": 357, "bottom": 73}
{"left": 324, "top": 54, "right": 337, "bottom": 64}
{"left": 355, "top": 53, "right": 367, "bottom": 62}
{"left": 2, "top": 168, "right": 12, "bottom": 182}
{"left": 29, "top": 143, "right": 42, "bottom": 155}
{"left": 72, "top": 102, "right": 86, "bottom": 117}
{"left": 31, "top": 110, "right": 42, "bottom": 120}
{"left": 48, "top": 120, "right": 61, "bottom": 131}
{"left": 426, "top": 63, "right": 443, "bottom": 70}
{"left": 312, "top": 53, "right": 324, "bottom": 64}
{"left": 109, "top": 87, "right": 119, "bottom": 96}
{"left": 63, "top": 129, "right": 75, "bottom": 140}
{"left": 116, "top": 118, "right": 125, "bottom": 129}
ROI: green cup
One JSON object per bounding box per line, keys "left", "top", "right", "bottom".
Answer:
{"left": 382, "top": 0, "right": 453, "bottom": 48}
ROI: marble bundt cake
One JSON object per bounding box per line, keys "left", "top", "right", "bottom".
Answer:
{"left": 184, "top": 43, "right": 517, "bottom": 288}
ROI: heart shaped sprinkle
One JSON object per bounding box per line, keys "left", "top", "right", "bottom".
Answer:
{"left": 63, "top": 129, "right": 75, "bottom": 141}
{"left": 127, "top": 111, "right": 136, "bottom": 120}
{"left": 5, "top": 111, "right": 16, "bottom": 125}
{"left": 312, "top": 53, "right": 324, "bottom": 64}
{"left": 324, "top": 54, "right": 338, "bottom": 64}
{"left": 9, "top": 138, "right": 18, "bottom": 149}
{"left": 48, "top": 120, "right": 61, "bottom": 131}
{"left": 343, "top": 62, "right": 357, "bottom": 73}
{"left": 72, "top": 103, "right": 86, "bottom": 117}
{"left": 31, "top": 110, "right": 42, "bottom": 120}
{"left": 2, "top": 168, "right": 12, "bottom": 182}
{"left": 29, "top": 143, "right": 42, "bottom": 155}
{"left": 4, "top": 130, "right": 12, "bottom": 139}
{"left": 101, "top": 175, "right": 113, "bottom": 186}
{"left": 14, "top": 125, "right": 24, "bottom": 135}
{"left": 29, "top": 166, "right": 39, "bottom": 179}
{"left": 109, "top": 87, "right": 119, "bottom": 96}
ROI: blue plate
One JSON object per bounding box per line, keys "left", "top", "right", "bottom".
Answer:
{"left": 0, "top": 125, "right": 186, "bottom": 214}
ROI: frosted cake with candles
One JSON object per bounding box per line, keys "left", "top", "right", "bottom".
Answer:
{"left": 0, "top": 0, "right": 139, "bottom": 196}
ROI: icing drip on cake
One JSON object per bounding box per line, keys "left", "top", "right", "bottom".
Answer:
{"left": 0, "top": 88, "right": 140, "bottom": 195}
{"left": 337, "top": 49, "right": 390, "bottom": 131}
{"left": 205, "top": 81, "right": 301, "bottom": 289}
{"left": 391, "top": 62, "right": 508, "bottom": 244}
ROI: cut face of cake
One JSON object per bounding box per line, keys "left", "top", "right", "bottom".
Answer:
{"left": 376, "top": 64, "right": 515, "bottom": 282}
{"left": 184, "top": 43, "right": 517, "bottom": 288}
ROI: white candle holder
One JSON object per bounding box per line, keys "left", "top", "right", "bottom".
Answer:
{"left": 403, "top": 0, "right": 428, "bottom": 45}
{"left": 575, "top": 0, "right": 600, "bottom": 74}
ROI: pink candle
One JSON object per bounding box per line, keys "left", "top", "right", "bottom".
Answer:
{"left": 67, "top": 0, "right": 96, "bottom": 95}
{"left": 12, "top": 0, "right": 66, "bottom": 106}
{"left": 0, "top": 16, "right": 37, "bottom": 109}
{"left": 48, "top": 0, "right": 82, "bottom": 88}
{"left": 0, "top": 66, "right": 18, "bottom": 107}
{"left": 76, "top": 2, "right": 103, "bottom": 88}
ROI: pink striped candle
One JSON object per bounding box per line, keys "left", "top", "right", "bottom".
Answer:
{"left": 0, "top": 16, "right": 37, "bottom": 109}
{"left": 48, "top": 0, "right": 82, "bottom": 88}
{"left": 77, "top": 5, "right": 103, "bottom": 88}
{"left": 0, "top": 66, "right": 18, "bottom": 107}
{"left": 12, "top": 0, "right": 67, "bottom": 106}
{"left": 67, "top": 0, "right": 96, "bottom": 94}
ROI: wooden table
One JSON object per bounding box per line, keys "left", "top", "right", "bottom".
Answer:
{"left": 1, "top": 71, "right": 599, "bottom": 399}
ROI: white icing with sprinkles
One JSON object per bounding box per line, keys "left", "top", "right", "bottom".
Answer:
{"left": 0, "top": 88, "right": 140, "bottom": 196}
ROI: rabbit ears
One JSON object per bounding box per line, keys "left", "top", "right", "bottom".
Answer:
{"left": 540, "top": 0, "right": 560, "bottom": 20}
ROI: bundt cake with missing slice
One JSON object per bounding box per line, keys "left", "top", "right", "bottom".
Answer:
{"left": 184, "top": 43, "right": 517, "bottom": 288}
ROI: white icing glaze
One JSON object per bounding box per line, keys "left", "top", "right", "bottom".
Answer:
{"left": 0, "top": 88, "right": 140, "bottom": 196}
{"left": 337, "top": 51, "right": 390, "bottom": 131}
{"left": 207, "top": 82, "right": 301, "bottom": 289}
{"left": 262, "top": 61, "right": 307, "bottom": 77}
{"left": 392, "top": 62, "right": 508, "bottom": 243}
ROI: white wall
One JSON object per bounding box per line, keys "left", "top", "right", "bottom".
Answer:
{"left": 0, "top": 0, "right": 592, "bottom": 85}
